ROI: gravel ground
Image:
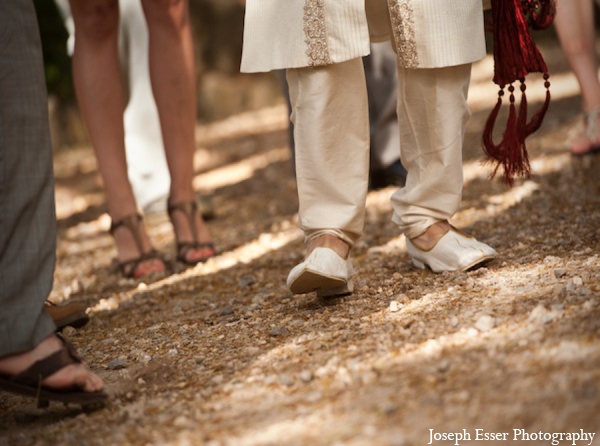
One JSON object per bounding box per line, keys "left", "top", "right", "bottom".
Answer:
{"left": 1, "top": 35, "right": 599, "bottom": 446}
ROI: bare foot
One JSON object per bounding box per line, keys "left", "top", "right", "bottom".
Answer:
{"left": 0, "top": 335, "right": 104, "bottom": 393}
{"left": 410, "top": 221, "right": 451, "bottom": 251}
{"left": 306, "top": 234, "right": 350, "bottom": 259}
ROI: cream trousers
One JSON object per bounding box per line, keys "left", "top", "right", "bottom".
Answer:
{"left": 286, "top": 56, "right": 472, "bottom": 244}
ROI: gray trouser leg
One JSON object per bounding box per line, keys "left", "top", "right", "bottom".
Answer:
{"left": 0, "top": 0, "right": 57, "bottom": 356}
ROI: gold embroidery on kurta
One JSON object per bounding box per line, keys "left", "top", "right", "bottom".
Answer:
{"left": 303, "top": 0, "right": 332, "bottom": 66}
{"left": 387, "top": 0, "right": 418, "bottom": 68}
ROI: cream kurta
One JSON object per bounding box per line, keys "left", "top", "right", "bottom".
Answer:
{"left": 241, "top": 0, "right": 487, "bottom": 73}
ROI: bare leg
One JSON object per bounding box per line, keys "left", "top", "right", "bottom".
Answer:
{"left": 141, "top": 0, "right": 214, "bottom": 263}
{"left": 69, "top": 0, "right": 164, "bottom": 277}
{"left": 554, "top": 0, "right": 600, "bottom": 153}
{"left": 120, "top": 0, "right": 171, "bottom": 211}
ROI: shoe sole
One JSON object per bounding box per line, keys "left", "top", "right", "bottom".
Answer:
{"left": 54, "top": 314, "right": 90, "bottom": 332}
{"left": 316, "top": 282, "right": 354, "bottom": 298}
{"left": 0, "top": 376, "right": 107, "bottom": 409}
{"left": 289, "top": 269, "right": 352, "bottom": 297}
{"left": 412, "top": 254, "right": 496, "bottom": 273}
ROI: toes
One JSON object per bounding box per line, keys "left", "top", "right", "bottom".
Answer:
{"left": 184, "top": 246, "right": 215, "bottom": 263}
{"left": 132, "top": 258, "right": 165, "bottom": 278}
{"left": 85, "top": 372, "right": 104, "bottom": 392}
{"left": 44, "top": 364, "right": 104, "bottom": 393}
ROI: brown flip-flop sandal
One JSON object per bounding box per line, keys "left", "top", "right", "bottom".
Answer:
{"left": 0, "top": 335, "right": 107, "bottom": 409}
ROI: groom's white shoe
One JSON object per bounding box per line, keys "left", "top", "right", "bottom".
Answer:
{"left": 407, "top": 227, "right": 497, "bottom": 273}
{"left": 287, "top": 247, "right": 354, "bottom": 297}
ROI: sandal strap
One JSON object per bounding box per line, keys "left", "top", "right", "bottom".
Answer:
{"left": 177, "top": 241, "right": 215, "bottom": 257}
{"left": 117, "top": 249, "right": 162, "bottom": 277}
{"left": 11, "top": 335, "right": 81, "bottom": 387}
{"left": 584, "top": 106, "right": 600, "bottom": 141}
{"left": 109, "top": 213, "right": 144, "bottom": 252}
{"left": 168, "top": 201, "right": 199, "bottom": 245}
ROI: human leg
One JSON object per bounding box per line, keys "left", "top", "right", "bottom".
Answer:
{"left": 391, "top": 64, "right": 496, "bottom": 272}
{"left": 554, "top": 0, "right": 600, "bottom": 154}
{"left": 392, "top": 65, "right": 471, "bottom": 238}
{"left": 0, "top": 0, "right": 103, "bottom": 400}
{"left": 285, "top": 58, "right": 370, "bottom": 295}
{"left": 120, "top": 0, "right": 171, "bottom": 211}
{"left": 141, "top": 0, "right": 215, "bottom": 264}
{"left": 1, "top": 0, "right": 59, "bottom": 358}
{"left": 69, "top": 0, "right": 164, "bottom": 277}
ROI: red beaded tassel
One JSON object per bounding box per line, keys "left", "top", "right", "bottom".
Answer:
{"left": 482, "top": 0, "right": 555, "bottom": 186}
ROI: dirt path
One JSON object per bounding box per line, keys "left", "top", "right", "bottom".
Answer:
{"left": 1, "top": 34, "right": 599, "bottom": 446}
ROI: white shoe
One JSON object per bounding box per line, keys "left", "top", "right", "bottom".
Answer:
{"left": 287, "top": 247, "right": 354, "bottom": 297}
{"left": 406, "top": 227, "right": 497, "bottom": 273}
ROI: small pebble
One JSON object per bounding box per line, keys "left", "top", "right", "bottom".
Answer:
{"left": 269, "top": 326, "right": 290, "bottom": 337}
{"left": 544, "top": 256, "right": 561, "bottom": 264}
{"left": 380, "top": 403, "right": 398, "bottom": 415}
{"left": 528, "top": 304, "right": 560, "bottom": 324}
{"left": 279, "top": 374, "right": 294, "bottom": 387}
{"left": 107, "top": 358, "right": 128, "bottom": 370}
{"left": 299, "top": 370, "right": 313, "bottom": 382}
{"left": 173, "top": 416, "right": 189, "bottom": 428}
{"left": 61, "top": 326, "right": 77, "bottom": 337}
{"left": 220, "top": 306, "right": 234, "bottom": 316}
{"left": 239, "top": 274, "right": 257, "bottom": 288}
{"left": 475, "top": 315, "right": 496, "bottom": 332}
{"left": 437, "top": 360, "right": 450, "bottom": 373}
{"left": 553, "top": 269, "right": 567, "bottom": 278}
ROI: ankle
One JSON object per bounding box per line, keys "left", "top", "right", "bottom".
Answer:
{"left": 0, "top": 335, "right": 59, "bottom": 375}
{"left": 167, "top": 191, "right": 195, "bottom": 208}
{"left": 306, "top": 234, "right": 350, "bottom": 259}
{"left": 410, "top": 221, "right": 450, "bottom": 251}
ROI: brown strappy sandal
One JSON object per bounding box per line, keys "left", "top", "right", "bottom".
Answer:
{"left": 167, "top": 201, "right": 216, "bottom": 266}
{"left": 0, "top": 335, "right": 107, "bottom": 409}
{"left": 109, "top": 213, "right": 165, "bottom": 278}
{"left": 572, "top": 106, "right": 600, "bottom": 156}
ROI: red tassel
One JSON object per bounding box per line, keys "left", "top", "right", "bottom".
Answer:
{"left": 483, "top": 84, "right": 530, "bottom": 187}
{"left": 524, "top": 0, "right": 557, "bottom": 30}
{"left": 482, "top": 87, "right": 504, "bottom": 177}
{"left": 524, "top": 73, "right": 552, "bottom": 136}
{"left": 483, "top": 0, "right": 555, "bottom": 185}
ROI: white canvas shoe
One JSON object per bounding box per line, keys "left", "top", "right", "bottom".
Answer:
{"left": 406, "top": 227, "right": 497, "bottom": 273}
{"left": 287, "top": 247, "right": 354, "bottom": 297}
